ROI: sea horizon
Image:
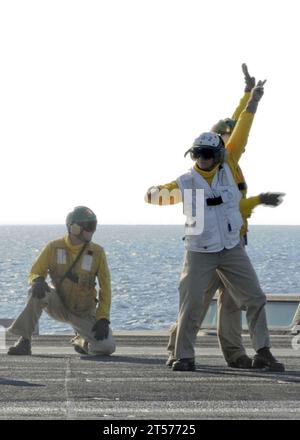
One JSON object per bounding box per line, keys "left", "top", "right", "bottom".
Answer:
{"left": 1, "top": 224, "right": 300, "bottom": 334}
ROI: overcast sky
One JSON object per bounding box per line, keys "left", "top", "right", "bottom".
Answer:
{"left": 0, "top": 0, "right": 299, "bottom": 225}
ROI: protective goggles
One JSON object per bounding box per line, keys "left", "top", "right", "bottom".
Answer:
{"left": 78, "top": 221, "right": 97, "bottom": 232}
{"left": 184, "top": 146, "right": 216, "bottom": 159}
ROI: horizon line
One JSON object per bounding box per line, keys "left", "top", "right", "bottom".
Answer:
{"left": 0, "top": 223, "right": 300, "bottom": 227}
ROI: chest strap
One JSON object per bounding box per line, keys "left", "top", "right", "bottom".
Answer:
{"left": 206, "top": 196, "right": 223, "bottom": 206}
{"left": 238, "top": 182, "right": 247, "bottom": 191}
{"left": 57, "top": 243, "right": 88, "bottom": 289}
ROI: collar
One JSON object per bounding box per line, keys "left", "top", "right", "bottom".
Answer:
{"left": 194, "top": 162, "right": 219, "bottom": 178}
{"left": 64, "top": 235, "right": 86, "bottom": 252}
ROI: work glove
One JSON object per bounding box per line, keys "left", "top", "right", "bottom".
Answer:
{"left": 31, "top": 276, "right": 50, "bottom": 299}
{"left": 246, "top": 79, "right": 266, "bottom": 113}
{"left": 259, "top": 192, "right": 285, "bottom": 206}
{"left": 242, "top": 63, "right": 255, "bottom": 92}
{"left": 92, "top": 318, "right": 110, "bottom": 340}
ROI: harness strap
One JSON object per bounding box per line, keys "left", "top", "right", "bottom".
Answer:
{"left": 206, "top": 196, "right": 223, "bottom": 206}
{"left": 56, "top": 243, "right": 88, "bottom": 290}
{"left": 238, "top": 182, "right": 247, "bottom": 191}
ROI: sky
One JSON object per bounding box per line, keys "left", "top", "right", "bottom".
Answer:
{"left": 0, "top": 0, "right": 299, "bottom": 225}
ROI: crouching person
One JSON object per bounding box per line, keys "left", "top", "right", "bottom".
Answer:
{"left": 7, "top": 206, "right": 116, "bottom": 356}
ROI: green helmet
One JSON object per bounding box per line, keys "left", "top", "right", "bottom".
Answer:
{"left": 211, "top": 118, "right": 236, "bottom": 136}
{"left": 66, "top": 206, "right": 97, "bottom": 233}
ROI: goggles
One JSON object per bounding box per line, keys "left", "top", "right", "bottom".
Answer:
{"left": 186, "top": 146, "right": 216, "bottom": 160}
{"left": 78, "top": 221, "right": 97, "bottom": 233}
{"left": 195, "top": 147, "right": 215, "bottom": 159}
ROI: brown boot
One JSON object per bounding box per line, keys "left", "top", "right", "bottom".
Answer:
{"left": 71, "top": 335, "right": 89, "bottom": 355}
{"left": 73, "top": 343, "right": 89, "bottom": 355}
{"left": 166, "top": 354, "right": 176, "bottom": 367}
{"left": 7, "top": 337, "right": 31, "bottom": 356}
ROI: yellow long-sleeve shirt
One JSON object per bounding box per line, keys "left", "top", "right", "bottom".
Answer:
{"left": 157, "top": 92, "right": 254, "bottom": 190}
{"left": 29, "top": 235, "right": 111, "bottom": 320}
{"left": 232, "top": 92, "right": 251, "bottom": 121}
{"left": 230, "top": 92, "right": 261, "bottom": 224}
{"left": 146, "top": 106, "right": 261, "bottom": 233}
{"left": 148, "top": 93, "right": 263, "bottom": 233}
{"left": 157, "top": 108, "right": 254, "bottom": 192}
{"left": 240, "top": 196, "right": 261, "bottom": 219}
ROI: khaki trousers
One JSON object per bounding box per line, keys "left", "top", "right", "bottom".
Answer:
{"left": 167, "top": 272, "right": 246, "bottom": 364}
{"left": 8, "top": 288, "right": 116, "bottom": 355}
{"left": 173, "top": 243, "right": 270, "bottom": 360}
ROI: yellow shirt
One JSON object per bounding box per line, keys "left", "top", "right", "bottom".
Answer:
{"left": 29, "top": 235, "right": 111, "bottom": 320}
{"left": 154, "top": 178, "right": 261, "bottom": 225}
{"left": 157, "top": 109, "right": 254, "bottom": 191}
{"left": 149, "top": 108, "right": 259, "bottom": 234}
{"left": 240, "top": 196, "right": 261, "bottom": 219}
{"left": 232, "top": 92, "right": 251, "bottom": 121}
{"left": 150, "top": 94, "right": 263, "bottom": 235}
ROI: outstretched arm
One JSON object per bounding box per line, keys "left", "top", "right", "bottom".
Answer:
{"left": 226, "top": 79, "right": 266, "bottom": 165}
{"left": 231, "top": 63, "right": 256, "bottom": 121}
{"left": 240, "top": 193, "right": 285, "bottom": 218}
{"left": 144, "top": 180, "right": 182, "bottom": 205}
{"left": 213, "top": 64, "right": 257, "bottom": 141}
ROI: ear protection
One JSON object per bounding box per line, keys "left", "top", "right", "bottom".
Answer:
{"left": 70, "top": 223, "right": 82, "bottom": 236}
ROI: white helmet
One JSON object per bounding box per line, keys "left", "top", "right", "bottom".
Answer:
{"left": 184, "top": 132, "right": 225, "bottom": 163}
{"left": 193, "top": 132, "right": 223, "bottom": 148}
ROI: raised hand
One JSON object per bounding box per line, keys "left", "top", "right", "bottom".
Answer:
{"left": 246, "top": 79, "right": 267, "bottom": 113}
{"left": 242, "top": 63, "right": 256, "bottom": 92}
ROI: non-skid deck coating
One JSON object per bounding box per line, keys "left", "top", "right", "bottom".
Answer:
{"left": 1, "top": 332, "right": 300, "bottom": 420}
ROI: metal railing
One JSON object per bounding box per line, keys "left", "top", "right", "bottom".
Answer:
{"left": 202, "top": 293, "right": 300, "bottom": 332}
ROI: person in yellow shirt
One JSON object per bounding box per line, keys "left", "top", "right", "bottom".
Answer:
{"left": 211, "top": 64, "right": 281, "bottom": 239}
{"left": 147, "top": 66, "right": 284, "bottom": 369}
{"left": 163, "top": 65, "right": 284, "bottom": 369}
{"left": 7, "top": 206, "right": 116, "bottom": 356}
{"left": 145, "top": 79, "right": 285, "bottom": 372}
{"left": 206, "top": 64, "right": 284, "bottom": 368}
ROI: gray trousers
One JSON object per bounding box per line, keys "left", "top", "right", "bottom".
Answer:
{"left": 167, "top": 272, "right": 246, "bottom": 364}
{"left": 8, "top": 288, "right": 116, "bottom": 355}
{"left": 172, "top": 243, "right": 270, "bottom": 360}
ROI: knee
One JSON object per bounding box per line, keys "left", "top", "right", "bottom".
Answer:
{"left": 245, "top": 293, "right": 267, "bottom": 311}
{"left": 26, "top": 288, "right": 50, "bottom": 309}
{"left": 103, "top": 338, "right": 116, "bottom": 355}
{"left": 90, "top": 340, "right": 116, "bottom": 356}
{"left": 89, "top": 331, "right": 116, "bottom": 355}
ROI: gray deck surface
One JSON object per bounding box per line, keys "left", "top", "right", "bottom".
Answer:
{"left": 1, "top": 332, "right": 300, "bottom": 420}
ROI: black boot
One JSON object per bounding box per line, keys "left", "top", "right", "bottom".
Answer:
{"left": 252, "top": 347, "right": 285, "bottom": 372}
{"left": 7, "top": 337, "right": 32, "bottom": 356}
{"left": 172, "top": 358, "right": 195, "bottom": 371}
{"left": 228, "top": 354, "right": 252, "bottom": 369}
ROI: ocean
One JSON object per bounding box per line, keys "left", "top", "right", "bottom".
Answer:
{"left": 0, "top": 225, "right": 300, "bottom": 334}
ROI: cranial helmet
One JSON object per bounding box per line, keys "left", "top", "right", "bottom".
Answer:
{"left": 184, "top": 132, "right": 225, "bottom": 164}
{"left": 66, "top": 206, "right": 97, "bottom": 236}
{"left": 211, "top": 118, "right": 236, "bottom": 136}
